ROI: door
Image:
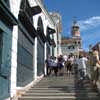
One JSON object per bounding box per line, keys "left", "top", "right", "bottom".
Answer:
{"left": 17, "top": 31, "right": 34, "bottom": 87}
{"left": 0, "top": 29, "right": 11, "bottom": 100}
{"left": 37, "top": 37, "right": 44, "bottom": 76}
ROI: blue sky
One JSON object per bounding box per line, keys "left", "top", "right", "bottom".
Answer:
{"left": 44, "top": 0, "right": 100, "bottom": 51}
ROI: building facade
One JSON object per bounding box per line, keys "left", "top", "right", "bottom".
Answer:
{"left": 61, "top": 37, "right": 82, "bottom": 56}
{"left": 0, "top": 0, "right": 59, "bottom": 99}
{"left": 61, "top": 20, "right": 82, "bottom": 56}
{"left": 50, "top": 12, "right": 62, "bottom": 57}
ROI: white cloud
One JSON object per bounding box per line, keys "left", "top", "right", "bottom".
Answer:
{"left": 78, "top": 16, "right": 100, "bottom": 31}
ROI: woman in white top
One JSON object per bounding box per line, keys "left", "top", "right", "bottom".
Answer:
{"left": 78, "top": 54, "right": 88, "bottom": 80}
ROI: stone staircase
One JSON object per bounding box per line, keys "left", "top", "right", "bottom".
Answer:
{"left": 18, "top": 74, "right": 100, "bottom": 100}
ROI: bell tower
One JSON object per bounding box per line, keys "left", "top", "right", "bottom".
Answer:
{"left": 71, "top": 18, "right": 82, "bottom": 51}
{"left": 71, "top": 19, "right": 80, "bottom": 37}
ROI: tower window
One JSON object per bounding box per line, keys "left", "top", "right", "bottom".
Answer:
{"left": 74, "top": 42, "right": 77, "bottom": 44}
{"left": 78, "top": 41, "right": 80, "bottom": 44}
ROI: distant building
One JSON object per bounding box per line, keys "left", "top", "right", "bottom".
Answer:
{"left": 61, "top": 20, "right": 82, "bottom": 56}
{"left": 71, "top": 20, "right": 80, "bottom": 37}
{"left": 50, "top": 12, "right": 62, "bottom": 57}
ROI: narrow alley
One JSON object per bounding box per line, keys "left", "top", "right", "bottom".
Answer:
{"left": 18, "top": 72, "right": 100, "bottom": 100}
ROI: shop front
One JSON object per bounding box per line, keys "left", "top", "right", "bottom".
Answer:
{"left": 37, "top": 16, "right": 46, "bottom": 76}
{"left": 17, "top": 0, "right": 37, "bottom": 87}
{"left": 0, "top": 28, "right": 12, "bottom": 100}
{"left": 0, "top": 1, "right": 17, "bottom": 99}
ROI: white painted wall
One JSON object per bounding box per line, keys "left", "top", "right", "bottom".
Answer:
{"left": 53, "top": 33, "right": 57, "bottom": 57}
{"left": 32, "top": 9, "right": 56, "bottom": 75}
{"left": 9, "top": 0, "right": 21, "bottom": 98}
{"left": 9, "top": 0, "right": 57, "bottom": 97}
{"left": 9, "top": 0, "right": 21, "bottom": 19}
{"left": 28, "top": 0, "right": 37, "bottom": 7}
{"left": 44, "top": 43, "right": 47, "bottom": 75}
{"left": 10, "top": 25, "right": 18, "bottom": 98}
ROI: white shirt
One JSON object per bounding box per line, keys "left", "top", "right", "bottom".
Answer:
{"left": 63, "top": 55, "right": 68, "bottom": 61}
{"left": 78, "top": 57, "right": 88, "bottom": 70}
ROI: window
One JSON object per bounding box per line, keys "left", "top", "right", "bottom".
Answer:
{"left": 78, "top": 41, "right": 80, "bottom": 44}
{"left": 75, "top": 41, "right": 77, "bottom": 44}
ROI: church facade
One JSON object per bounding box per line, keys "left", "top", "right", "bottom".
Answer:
{"left": 61, "top": 20, "right": 83, "bottom": 56}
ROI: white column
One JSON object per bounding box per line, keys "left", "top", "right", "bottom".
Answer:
{"left": 10, "top": 0, "right": 21, "bottom": 19}
{"left": 10, "top": 25, "right": 18, "bottom": 98}
{"left": 34, "top": 37, "right": 37, "bottom": 80}
{"left": 50, "top": 46, "right": 52, "bottom": 56}
{"left": 44, "top": 43, "right": 47, "bottom": 75}
{"left": 54, "top": 33, "right": 57, "bottom": 57}
{"left": 28, "top": 0, "right": 37, "bottom": 7}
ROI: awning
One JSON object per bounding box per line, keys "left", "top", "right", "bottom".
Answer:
{"left": 46, "top": 34, "right": 56, "bottom": 47}
{"left": 19, "top": 11, "right": 37, "bottom": 38}
{"left": 47, "top": 26, "right": 56, "bottom": 34}
{"left": 27, "top": 6, "right": 42, "bottom": 16}
{"left": 0, "top": 1, "right": 17, "bottom": 25}
{"left": 37, "top": 26, "right": 47, "bottom": 43}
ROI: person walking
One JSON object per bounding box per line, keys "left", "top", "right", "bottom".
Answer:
{"left": 57, "top": 55, "right": 64, "bottom": 76}
{"left": 90, "top": 49, "right": 100, "bottom": 87}
{"left": 66, "top": 55, "right": 74, "bottom": 75}
{"left": 52, "top": 57, "right": 58, "bottom": 76}
{"left": 74, "top": 55, "right": 79, "bottom": 74}
{"left": 45, "top": 56, "right": 53, "bottom": 76}
{"left": 78, "top": 54, "right": 88, "bottom": 80}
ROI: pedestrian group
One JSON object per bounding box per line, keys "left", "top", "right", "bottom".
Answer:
{"left": 45, "top": 48, "right": 100, "bottom": 88}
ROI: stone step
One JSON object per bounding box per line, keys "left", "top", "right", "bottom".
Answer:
{"left": 22, "top": 92, "right": 76, "bottom": 96}
{"left": 36, "top": 80, "right": 74, "bottom": 82}
{"left": 33, "top": 84, "right": 75, "bottom": 87}
{"left": 29, "top": 87, "right": 97, "bottom": 91}
{"left": 39, "top": 80, "right": 75, "bottom": 82}
{"left": 23, "top": 92, "right": 98, "bottom": 96}
{"left": 30, "top": 87, "right": 76, "bottom": 89}
{"left": 18, "top": 96, "right": 99, "bottom": 100}
{"left": 29, "top": 87, "right": 93, "bottom": 90}
{"left": 36, "top": 83, "right": 74, "bottom": 85}
{"left": 37, "top": 79, "right": 74, "bottom": 81}
{"left": 26, "top": 90, "right": 71, "bottom": 93}
{"left": 18, "top": 74, "right": 100, "bottom": 100}
{"left": 26, "top": 90, "right": 98, "bottom": 94}
{"left": 33, "top": 86, "right": 95, "bottom": 89}
{"left": 37, "top": 81, "right": 74, "bottom": 83}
